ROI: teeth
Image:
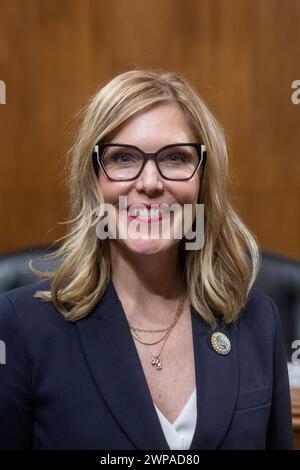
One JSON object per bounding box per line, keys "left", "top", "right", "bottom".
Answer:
{"left": 129, "top": 208, "right": 169, "bottom": 217}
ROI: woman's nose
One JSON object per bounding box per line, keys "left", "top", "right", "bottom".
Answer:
{"left": 134, "top": 159, "right": 164, "bottom": 193}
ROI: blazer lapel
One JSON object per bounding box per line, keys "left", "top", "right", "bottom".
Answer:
{"left": 189, "top": 307, "right": 238, "bottom": 449}
{"left": 76, "top": 278, "right": 169, "bottom": 450}
{"left": 76, "top": 278, "right": 238, "bottom": 450}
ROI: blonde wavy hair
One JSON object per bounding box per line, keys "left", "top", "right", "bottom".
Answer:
{"left": 31, "top": 69, "right": 261, "bottom": 328}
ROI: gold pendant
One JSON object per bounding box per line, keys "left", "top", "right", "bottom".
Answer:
{"left": 151, "top": 353, "right": 162, "bottom": 370}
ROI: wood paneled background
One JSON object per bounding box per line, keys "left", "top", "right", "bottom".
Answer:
{"left": 0, "top": 0, "right": 299, "bottom": 258}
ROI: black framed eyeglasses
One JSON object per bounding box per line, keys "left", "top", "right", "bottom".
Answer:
{"left": 93, "top": 142, "right": 206, "bottom": 181}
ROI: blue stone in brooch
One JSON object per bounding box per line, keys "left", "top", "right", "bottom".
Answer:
{"left": 211, "top": 331, "right": 231, "bottom": 355}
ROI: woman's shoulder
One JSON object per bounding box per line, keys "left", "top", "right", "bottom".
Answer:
{"left": 1, "top": 278, "right": 50, "bottom": 300}
{"left": 235, "top": 286, "right": 285, "bottom": 354}
{"left": 1, "top": 278, "right": 51, "bottom": 311}
{"left": 0, "top": 280, "right": 80, "bottom": 370}
{"left": 0, "top": 279, "right": 67, "bottom": 334}
{"left": 240, "top": 286, "right": 281, "bottom": 325}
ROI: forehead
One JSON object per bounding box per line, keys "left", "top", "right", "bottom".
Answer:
{"left": 107, "top": 102, "right": 196, "bottom": 151}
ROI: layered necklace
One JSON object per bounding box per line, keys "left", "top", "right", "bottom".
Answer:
{"left": 128, "top": 290, "right": 188, "bottom": 370}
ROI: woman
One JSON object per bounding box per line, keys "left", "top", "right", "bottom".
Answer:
{"left": 0, "top": 70, "right": 294, "bottom": 450}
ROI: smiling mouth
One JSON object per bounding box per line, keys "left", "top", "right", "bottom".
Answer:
{"left": 127, "top": 207, "right": 171, "bottom": 223}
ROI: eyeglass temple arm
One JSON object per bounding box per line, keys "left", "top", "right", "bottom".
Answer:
{"left": 91, "top": 145, "right": 97, "bottom": 176}
{"left": 198, "top": 145, "right": 206, "bottom": 203}
{"left": 94, "top": 145, "right": 100, "bottom": 166}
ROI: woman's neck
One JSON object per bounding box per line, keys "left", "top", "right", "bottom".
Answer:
{"left": 109, "top": 242, "right": 186, "bottom": 326}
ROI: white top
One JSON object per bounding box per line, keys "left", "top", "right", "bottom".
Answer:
{"left": 154, "top": 389, "right": 197, "bottom": 450}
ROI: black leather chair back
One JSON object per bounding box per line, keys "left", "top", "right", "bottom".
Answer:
{"left": 253, "top": 250, "right": 300, "bottom": 361}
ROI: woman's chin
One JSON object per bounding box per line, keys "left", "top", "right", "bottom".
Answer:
{"left": 121, "top": 237, "right": 172, "bottom": 255}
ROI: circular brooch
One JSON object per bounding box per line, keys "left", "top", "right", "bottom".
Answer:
{"left": 211, "top": 331, "right": 231, "bottom": 355}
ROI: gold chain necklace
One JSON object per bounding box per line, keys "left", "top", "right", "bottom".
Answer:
{"left": 129, "top": 291, "right": 187, "bottom": 370}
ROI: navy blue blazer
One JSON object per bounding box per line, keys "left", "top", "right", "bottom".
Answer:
{"left": 0, "top": 278, "right": 294, "bottom": 450}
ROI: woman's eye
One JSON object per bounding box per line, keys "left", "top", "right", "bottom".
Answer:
{"left": 112, "top": 153, "right": 134, "bottom": 162}
{"left": 165, "top": 153, "right": 186, "bottom": 162}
